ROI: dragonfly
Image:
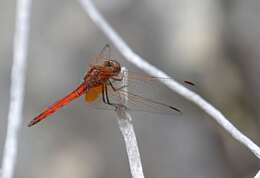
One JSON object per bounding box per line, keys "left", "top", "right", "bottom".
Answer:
{"left": 28, "top": 45, "right": 194, "bottom": 127}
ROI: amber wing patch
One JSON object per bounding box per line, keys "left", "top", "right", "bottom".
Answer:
{"left": 85, "top": 85, "right": 103, "bottom": 102}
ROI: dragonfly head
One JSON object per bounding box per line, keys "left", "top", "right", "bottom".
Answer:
{"left": 104, "top": 60, "right": 121, "bottom": 75}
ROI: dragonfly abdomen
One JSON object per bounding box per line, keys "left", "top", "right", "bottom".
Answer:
{"left": 28, "top": 82, "right": 88, "bottom": 127}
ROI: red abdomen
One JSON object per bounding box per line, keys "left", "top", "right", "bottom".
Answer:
{"left": 28, "top": 82, "right": 88, "bottom": 127}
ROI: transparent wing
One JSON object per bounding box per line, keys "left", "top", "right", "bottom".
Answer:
{"left": 84, "top": 81, "right": 182, "bottom": 115}
{"left": 107, "top": 82, "right": 182, "bottom": 115}
{"left": 87, "top": 44, "right": 111, "bottom": 67}
{"left": 127, "top": 70, "right": 195, "bottom": 87}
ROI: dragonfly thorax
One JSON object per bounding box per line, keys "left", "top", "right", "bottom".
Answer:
{"left": 83, "top": 60, "right": 120, "bottom": 89}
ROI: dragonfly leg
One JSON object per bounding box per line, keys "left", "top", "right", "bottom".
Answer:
{"left": 102, "top": 83, "right": 117, "bottom": 107}
{"left": 111, "top": 74, "right": 123, "bottom": 81}
{"left": 108, "top": 80, "right": 127, "bottom": 91}
{"left": 101, "top": 84, "right": 108, "bottom": 104}
{"left": 104, "top": 84, "right": 111, "bottom": 104}
{"left": 111, "top": 77, "right": 123, "bottom": 81}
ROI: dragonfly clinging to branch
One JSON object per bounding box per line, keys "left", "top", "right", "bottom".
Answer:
{"left": 28, "top": 45, "right": 194, "bottom": 127}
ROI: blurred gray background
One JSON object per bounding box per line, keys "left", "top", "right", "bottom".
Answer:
{"left": 0, "top": 0, "right": 260, "bottom": 177}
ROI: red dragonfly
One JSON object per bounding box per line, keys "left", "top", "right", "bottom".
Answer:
{"left": 28, "top": 45, "right": 193, "bottom": 127}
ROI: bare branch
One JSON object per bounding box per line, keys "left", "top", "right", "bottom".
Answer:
{"left": 115, "top": 68, "right": 145, "bottom": 178}
{"left": 1, "top": 0, "right": 32, "bottom": 178}
{"left": 79, "top": 0, "right": 260, "bottom": 159}
{"left": 116, "top": 106, "right": 145, "bottom": 178}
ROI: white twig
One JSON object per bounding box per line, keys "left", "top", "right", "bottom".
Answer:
{"left": 255, "top": 170, "right": 260, "bottom": 178}
{"left": 116, "top": 107, "right": 145, "bottom": 178}
{"left": 115, "top": 68, "right": 145, "bottom": 178}
{"left": 1, "top": 0, "right": 32, "bottom": 178}
{"left": 79, "top": 0, "right": 260, "bottom": 160}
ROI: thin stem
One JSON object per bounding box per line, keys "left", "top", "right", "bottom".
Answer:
{"left": 79, "top": 0, "right": 260, "bottom": 160}
{"left": 1, "top": 0, "right": 32, "bottom": 178}
{"left": 115, "top": 68, "right": 145, "bottom": 178}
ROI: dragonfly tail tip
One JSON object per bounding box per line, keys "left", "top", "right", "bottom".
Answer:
{"left": 28, "top": 120, "right": 37, "bottom": 127}
{"left": 27, "top": 122, "right": 34, "bottom": 127}
{"left": 169, "top": 106, "right": 182, "bottom": 114}
{"left": 184, "top": 81, "right": 195, "bottom": 86}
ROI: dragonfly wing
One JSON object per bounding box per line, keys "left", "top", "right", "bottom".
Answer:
{"left": 87, "top": 44, "right": 112, "bottom": 67}
{"left": 85, "top": 85, "right": 103, "bottom": 102}
{"left": 118, "top": 90, "right": 181, "bottom": 115}
{"left": 82, "top": 83, "right": 182, "bottom": 115}
{"left": 126, "top": 70, "right": 195, "bottom": 87}
{"left": 102, "top": 84, "right": 182, "bottom": 115}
